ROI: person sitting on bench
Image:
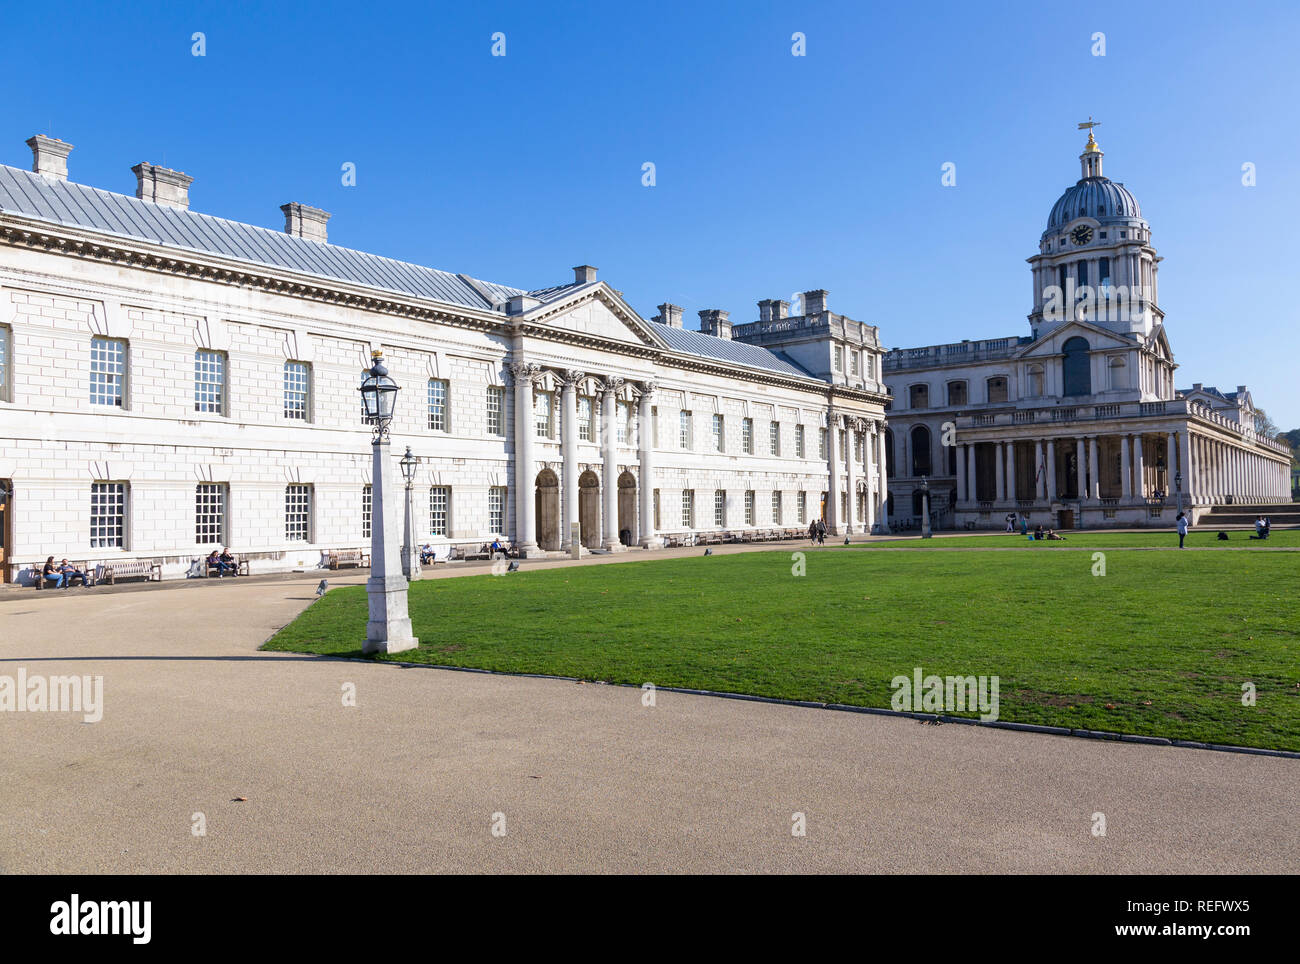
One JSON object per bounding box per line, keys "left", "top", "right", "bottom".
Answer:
{"left": 206, "top": 549, "right": 222, "bottom": 574}
{"left": 43, "top": 556, "right": 64, "bottom": 588}
{"left": 217, "top": 547, "right": 239, "bottom": 576}
{"left": 59, "top": 559, "right": 90, "bottom": 586}
{"left": 420, "top": 544, "right": 436, "bottom": 564}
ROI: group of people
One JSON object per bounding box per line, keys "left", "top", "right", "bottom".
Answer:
{"left": 205, "top": 547, "right": 241, "bottom": 576}
{"left": 1251, "top": 516, "right": 1273, "bottom": 540}
{"left": 1030, "top": 525, "right": 1066, "bottom": 541}
{"left": 807, "top": 519, "right": 828, "bottom": 545}
{"left": 42, "top": 557, "right": 91, "bottom": 588}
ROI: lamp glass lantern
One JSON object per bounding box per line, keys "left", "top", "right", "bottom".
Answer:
{"left": 400, "top": 445, "right": 420, "bottom": 484}
{"left": 359, "top": 351, "right": 400, "bottom": 433}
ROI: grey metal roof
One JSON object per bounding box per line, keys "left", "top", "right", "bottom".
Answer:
{"left": 651, "top": 323, "right": 811, "bottom": 378}
{"left": 0, "top": 163, "right": 525, "bottom": 311}
{"left": 1045, "top": 176, "right": 1142, "bottom": 233}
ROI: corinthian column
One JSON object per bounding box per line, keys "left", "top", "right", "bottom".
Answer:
{"left": 600, "top": 376, "right": 624, "bottom": 550}
{"left": 639, "top": 380, "right": 658, "bottom": 547}
{"left": 826, "top": 409, "right": 841, "bottom": 531}
{"left": 508, "top": 361, "right": 541, "bottom": 555}
{"left": 560, "top": 370, "right": 583, "bottom": 551}
{"left": 844, "top": 420, "right": 857, "bottom": 534}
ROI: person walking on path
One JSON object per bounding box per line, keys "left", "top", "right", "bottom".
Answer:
{"left": 1176, "top": 511, "right": 1189, "bottom": 549}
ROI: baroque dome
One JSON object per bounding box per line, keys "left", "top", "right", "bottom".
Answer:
{"left": 1045, "top": 177, "right": 1141, "bottom": 233}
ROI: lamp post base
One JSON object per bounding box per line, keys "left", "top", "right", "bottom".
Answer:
{"left": 364, "top": 573, "right": 419, "bottom": 655}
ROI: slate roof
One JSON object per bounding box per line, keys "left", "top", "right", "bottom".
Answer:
{"left": 0, "top": 162, "right": 817, "bottom": 380}
{"left": 651, "top": 323, "right": 811, "bottom": 377}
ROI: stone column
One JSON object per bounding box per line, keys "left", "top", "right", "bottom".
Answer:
{"left": 1075, "top": 438, "right": 1087, "bottom": 501}
{"left": 844, "top": 422, "right": 857, "bottom": 534}
{"left": 560, "top": 370, "right": 582, "bottom": 550}
{"left": 1180, "top": 429, "right": 1194, "bottom": 507}
{"left": 1133, "top": 435, "right": 1144, "bottom": 499}
{"left": 1120, "top": 435, "right": 1132, "bottom": 500}
{"left": 994, "top": 442, "right": 1005, "bottom": 502}
{"left": 877, "top": 423, "right": 890, "bottom": 533}
{"left": 1006, "top": 441, "right": 1017, "bottom": 503}
{"left": 508, "top": 361, "right": 540, "bottom": 554}
{"left": 1088, "top": 436, "right": 1101, "bottom": 501}
{"left": 1046, "top": 439, "right": 1057, "bottom": 501}
{"left": 600, "top": 377, "right": 623, "bottom": 550}
{"left": 638, "top": 381, "right": 657, "bottom": 547}
{"left": 864, "top": 425, "right": 877, "bottom": 532}
{"left": 956, "top": 443, "right": 967, "bottom": 502}
{"left": 967, "top": 443, "right": 977, "bottom": 502}
{"left": 826, "top": 410, "right": 841, "bottom": 531}
{"left": 1035, "top": 440, "right": 1045, "bottom": 500}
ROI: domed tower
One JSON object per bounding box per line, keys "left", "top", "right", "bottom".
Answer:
{"left": 1027, "top": 125, "right": 1162, "bottom": 340}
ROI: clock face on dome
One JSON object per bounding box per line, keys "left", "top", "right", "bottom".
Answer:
{"left": 1071, "top": 225, "right": 1094, "bottom": 245}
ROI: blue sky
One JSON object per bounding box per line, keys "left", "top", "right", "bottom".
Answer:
{"left": 3, "top": 0, "right": 1297, "bottom": 425}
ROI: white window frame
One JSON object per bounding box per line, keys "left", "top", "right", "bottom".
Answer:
{"left": 194, "top": 349, "right": 226, "bottom": 415}
{"left": 535, "top": 391, "right": 554, "bottom": 439}
{"left": 488, "top": 486, "right": 506, "bottom": 535}
{"left": 796, "top": 424, "right": 806, "bottom": 459}
{"left": 744, "top": 490, "right": 755, "bottom": 526}
{"left": 428, "top": 378, "right": 449, "bottom": 432}
{"left": 679, "top": 410, "right": 692, "bottom": 450}
{"left": 285, "top": 484, "right": 312, "bottom": 542}
{"left": 362, "top": 484, "right": 372, "bottom": 539}
{"left": 283, "top": 361, "right": 310, "bottom": 421}
{"left": 712, "top": 413, "right": 724, "bottom": 453}
{"left": 90, "top": 337, "right": 127, "bottom": 408}
{"left": 195, "top": 483, "right": 226, "bottom": 545}
{"left": 486, "top": 386, "right": 505, "bottom": 436}
{"left": 771, "top": 490, "right": 783, "bottom": 525}
{"left": 578, "top": 396, "right": 594, "bottom": 442}
{"left": 714, "top": 489, "right": 726, "bottom": 527}
{"left": 681, "top": 489, "right": 694, "bottom": 528}
{"left": 742, "top": 417, "right": 754, "bottom": 454}
{"left": 769, "top": 420, "right": 780, "bottom": 457}
{"left": 90, "top": 482, "right": 127, "bottom": 549}
{"left": 429, "top": 485, "right": 450, "bottom": 537}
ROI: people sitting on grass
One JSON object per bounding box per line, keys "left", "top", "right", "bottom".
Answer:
{"left": 1250, "top": 516, "right": 1271, "bottom": 540}
{"left": 1045, "top": 529, "right": 1066, "bottom": 541}
{"left": 1033, "top": 524, "right": 1044, "bottom": 541}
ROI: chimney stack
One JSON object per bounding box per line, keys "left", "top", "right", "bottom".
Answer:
{"left": 281, "top": 202, "right": 331, "bottom": 243}
{"left": 802, "top": 289, "right": 828, "bottom": 316}
{"left": 758, "top": 299, "right": 773, "bottom": 322}
{"left": 655, "top": 303, "right": 684, "bottom": 328}
{"left": 573, "top": 265, "right": 598, "bottom": 284}
{"left": 27, "top": 135, "right": 73, "bottom": 181}
{"left": 133, "top": 162, "right": 194, "bottom": 210}
{"left": 699, "top": 308, "right": 732, "bottom": 340}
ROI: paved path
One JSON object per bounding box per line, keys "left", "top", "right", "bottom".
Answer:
{"left": 1, "top": 572, "right": 1296, "bottom": 873}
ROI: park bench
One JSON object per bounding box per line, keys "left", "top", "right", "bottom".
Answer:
{"left": 463, "top": 544, "right": 492, "bottom": 561}
{"left": 328, "top": 548, "right": 370, "bottom": 570}
{"left": 205, "top": 557, "right": 250, "bottom": 577}
{"left": 101, "top": 560, "right": 162, "bottom": 585}
{"left": 31, "top": 560, "right": 92, "bottom": 589}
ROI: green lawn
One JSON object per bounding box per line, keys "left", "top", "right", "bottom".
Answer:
{"left": 266, "top": 549, "right": 1300, "bottom": 751}
{"left": 846, "top": 529, "right": 1300, "bottom": 550}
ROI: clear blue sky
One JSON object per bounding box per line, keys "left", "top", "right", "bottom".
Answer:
{"left": 3, "top": 0, "right": 1297, "bottom": 425}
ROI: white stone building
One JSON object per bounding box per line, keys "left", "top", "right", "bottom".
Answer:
{"left": 882, "top": 130, "right": 1292, "bottom": 530}
{"left": 0, "top": 134, "right": 889, "bottom": 583}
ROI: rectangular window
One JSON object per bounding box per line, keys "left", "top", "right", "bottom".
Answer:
{"left": 90, "top": 337, "right": 126, "bottom": 407}
{"left": 195, "top": 483, "right": 226, "bottom": 545}
{"left": 797, "top": 491, "right": 807, "bottom": 525}
{"left": 909, "top": 384, "right": 929, "bottom": 408}
{"left": 489, "top": 486, "right": 506, "bottom": 534}
{"left": 854, "top": 433, "right": 864, "bottom": 463}
{"left": 618, "top": 401, "right": 631, "bottom": 445}
{"left": 90, "top": 482, "right": 126, "bottom": 548}
{"left": 1099, "top": 257, "right": 1111, "bottom": 285}
{"left": 771, "top": 491, "right": 783, "bottom": 525}
{"left": 744, "top": 490, "right": 755, "bottom": 526}
{"left": 850, "top": 351, "right": 860, "bottom": 376}
{"left": 833, "top": 345, "right": 844, "bottom": 371}
{"left": 1077, "top": 260, "right": 1088, "bottom": 287}
{"left": 486, "top": 386, "right": 505, "bottom": 436}
{"left": 285, "top": 484, "right": 311, "bottom": 541}
{"left": 428, "top": 379, "right": 449, "bottom": 431}
{"left": 194, "top": 350, "right": 225, "bottom": 414}
{"left": 865, "top": 354, "right": 876, "bottom": 380}
{"left": 714, "top": 489, "right": 726, "bottom": 527}
{"left": 362, "top": 485, "right": 372, "bottom": 539}
{"left": 742, "top": 417, "right": 754, "bottom": 454}
{"left": 283, "top": 361, "right": 310, "bottom": 420}
{"left": 679, "top": 410, "right": 692, "bottom": 449}
{"left": 712, "top": 413, "right": 724, "bottom": 453}
{"left": 681, "top": 489, "right": 694, "bottom": 528}
{"left": 819, "top": 427, "right": 828, "bottom": 460}
{"left": 579, "top": 397, "right": 594, "bottom": 442}
{"left": 535, "top": 391, "right": 553, "bottom": 439}
{"left": 769, "top": 420, "right": 780, "bottom": 456}
{"left": 796, "top": 424, "right": 806, "bottom": 459}
{"left": 429, "top": 486, "right": 450, "bottom": 536}
{"left": 947, "top": 381, "right": 967, "bottom": 406}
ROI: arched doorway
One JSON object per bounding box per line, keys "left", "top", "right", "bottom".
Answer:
{"left": 578, "top": 471, "right": 601, "bottom": 549}
{"left": 535, "top": 469, "right": 560, "bottom": 550}
{"left": 617, "top": 471, "right": 636, "bottom": 546}
{"left": 1062, "top": 336, "right": 1091, "bottom": 396}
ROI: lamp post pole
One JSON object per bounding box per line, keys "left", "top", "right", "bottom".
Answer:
{"left": 400, "top": 445, "right": 421, "bottom": 580}
{"left": 359, "top": 351, "right": 418, "bottom": 655}
{"left": 1175, "top": 471, "right": 1183, "bottom": 517}
{"left": 921, "top": 476, "right": 932, "bottom": 539}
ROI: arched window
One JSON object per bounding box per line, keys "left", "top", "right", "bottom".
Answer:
{"left": 910, "top": 426, "right": 932, "bottom": 477}
{"left": 1108, "top": 355, "right": 1127, "bottom": 390}
{"left": 1062, "top": 336, "right": 1091, "bottom": 396}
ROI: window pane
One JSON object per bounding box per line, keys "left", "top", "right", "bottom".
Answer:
{"left": 284, "top": 362, "right": 309, "bottom": 420}
{"left": 429, "top": 486, "right": 449, "bottom": 536}
{"left": 194, "top": 351, "right": 225, "bottom": 413}
{"left": 362, "top": 485, "right": 372, "bottom": 539}
{"left": 90, "top": 482, "right": 125, "bottom": 548}
{"left": 195, "top": 483, "right": 225, "bottom": 544}
{"left": 90, "top": 337, "right": 125, "bottom": 406}
{"left": 285, "top": 484, "right": 311, "bottom": 541}
{"left": 486, "top": 386, "right": 504, "bottom": 435}
{"left": 579, "top": 397, "right": 593, "bottom": 441}
{"left": 428, "top": 379, "right": 448, "bottom": 431}
{"left": 489, "top": 487, "right": 506, "bottom": 533}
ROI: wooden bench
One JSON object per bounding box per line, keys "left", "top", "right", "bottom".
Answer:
{"left": 205, "top": 557, "right": 250, "bottom": 577}
{"left": 328, "top": 549, "right": 371, "bottom": 570}
{"left": 32, "top": 560, "right": 92, "bottom": 589}
{"left": 463, "top": 544, "right": 492, "bottom": 561}
{"left": 101, "top": 560, "right": 162, "bottom": 585}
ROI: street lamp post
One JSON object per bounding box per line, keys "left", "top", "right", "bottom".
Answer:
{"left": 359, "top": 351, "right": 419, "bottom": 655}
{"left": 1175, "top": 471, "right": 1183, "bottom": 517}
{"left": 920, "top": 476, "right": 932, "bottom": 539}
{"left": 399, "top": 445, "right": 421, "bottom": 580}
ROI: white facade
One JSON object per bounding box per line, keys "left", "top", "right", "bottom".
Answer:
{"left": 0, "top": 135, "right": 889, "bottom": 582}
{"left": 882, "top": 132, "right": 1293, "bottom": 530}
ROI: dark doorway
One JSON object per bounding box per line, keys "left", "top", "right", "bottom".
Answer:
{"left": 1062, "top": 337, "right": 1091, "bottom": 396}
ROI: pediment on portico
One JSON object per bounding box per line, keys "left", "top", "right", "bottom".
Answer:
{"left": 522, "top": 287, "right": 667, "bottom": 351}
{"left": 1016, "top": 319, "right": 1135, "bottom": 357}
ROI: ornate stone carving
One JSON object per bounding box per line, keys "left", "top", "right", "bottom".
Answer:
{"left": 562, "top": 369, "right": 586, "bottom": 387}
{"left": 506, "top": 361, "right": 542, "bottom": 385}
{"left": 640, "top": 378, "right": 658, "bottom": 397}
{"left": 599, "top": 375, "right": 625, "bottom": 398}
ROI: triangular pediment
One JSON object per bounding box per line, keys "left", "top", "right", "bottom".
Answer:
{"left": 524, "top": 286, "right": 666, "bottom": 349}
{"left": 1016, "top": 319, "right": 1135, "bottom": 357}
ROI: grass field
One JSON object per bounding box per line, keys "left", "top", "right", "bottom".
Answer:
{"left": 846, "top": 529, "right": 1300, "bottom": 550}
{"left": 265, "top": 547, "right": 1300, "bottom": 751}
